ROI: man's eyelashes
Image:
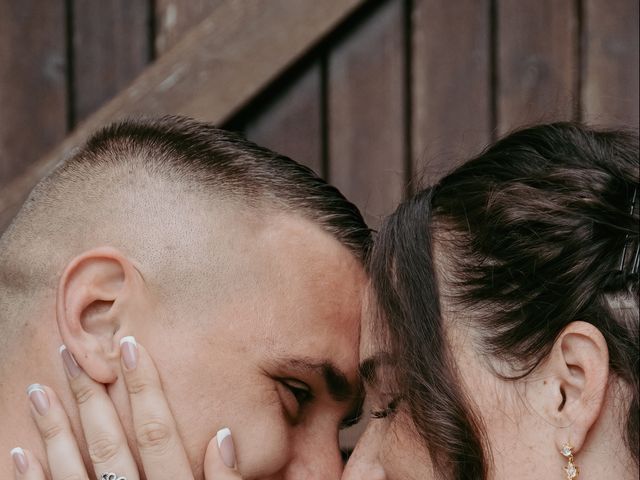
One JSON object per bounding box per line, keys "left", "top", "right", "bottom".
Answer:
{"left": 277, "top": 378, "right": 313, "bottom": 422}
{"left": 340, "top": 409, "right": 362, "bottom": 429}
{"left": 277, "top": 377, "right": 364, "bottom": 431}
{"left": 283, "top": 379, "right": 313, "bottom": 405}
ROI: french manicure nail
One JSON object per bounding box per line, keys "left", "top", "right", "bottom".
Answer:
{"left": 10, "top": 447, "right": 28, "bottom": 474}
{"left": 27, "top": 384, "right": 49, "bottom": 416}
{"left": 59, "top": 345, "right": 82, "bottom": 378}
{"left": 120, "top": 336, "right": 138, "bottom": 370}
{"left": 216, "top": 427, "right": 236, "bottom": 469}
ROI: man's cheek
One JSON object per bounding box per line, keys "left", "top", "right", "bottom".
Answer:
{"left": 233, "top": 413, "right": 291, "bottom": 477}
{"left": 222, "top": 385, "right": 292, "bottom": 475}
{"left": 174, "top": 382, "right": 292, "bottom": 477}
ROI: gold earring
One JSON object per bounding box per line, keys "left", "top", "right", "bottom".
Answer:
{"left": 561, "top": 443, "right": 579, "bottom": 479}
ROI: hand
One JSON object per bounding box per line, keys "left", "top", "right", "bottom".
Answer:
{"left": 11, "top": 336, "right": 242, "bottom": 479}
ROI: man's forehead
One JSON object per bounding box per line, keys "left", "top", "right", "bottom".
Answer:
{"left": 256, "top": 212, "right": 354, "bottom": 256}
{"left": 203, "top": 211, "right": 365, "bottom": 287}
{"left": 192, "top": 210, "right": 366, "bottom": 378}
{"left": 248, "top": 214, "right": 366, "bottom": 326}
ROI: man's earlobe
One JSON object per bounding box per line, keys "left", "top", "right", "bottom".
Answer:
{"left": 549, "top": 321, "right": 609, "bottom": 454}
{"left": 56, "top": 247, "right": 143, "bottom": 383}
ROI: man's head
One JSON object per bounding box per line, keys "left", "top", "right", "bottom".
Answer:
{"left": 0, "top": 116, "right": 371, "bottom": 478}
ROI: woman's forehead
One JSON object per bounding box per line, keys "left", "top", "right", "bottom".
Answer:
{"left": 359, "top": 285, "right": 388, "bottom": 358}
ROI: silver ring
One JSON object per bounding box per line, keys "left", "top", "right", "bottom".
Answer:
{"left": 101, "top": 474, "right": 127, "bottom": 480}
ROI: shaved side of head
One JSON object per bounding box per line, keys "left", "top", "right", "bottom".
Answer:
{"left": 0, "top": 116, "right": 371, "bottom": 351}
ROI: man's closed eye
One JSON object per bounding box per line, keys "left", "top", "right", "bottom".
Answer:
{"left": 277, "top": 378, "right": 314, "bottom": 422}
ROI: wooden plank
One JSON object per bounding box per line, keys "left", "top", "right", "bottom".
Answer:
{"left": 155, "top": 0, "right": 220, "bottom": 55}
{"left": 244, "top": 63, "right": 323, "bottom": 176}
{"left": 72, "top": 0, "right": 152, "bottom": 123}
{"left": 497, "top": 0, "right": 578, "bottom": 134}
{"left": 328, "top": 0, "right": 406, "bottom": 228}
{"left": 582, "top": 0, "right": 639, "bottom": 126}
{"left": 0, "top": 0, "right": 366, "bottom": 230}
{"left": 412, "top": 0, "right": 491, "bottom": 183}
{"left": 0, "top": 0, "right": 67, "bottom": 188}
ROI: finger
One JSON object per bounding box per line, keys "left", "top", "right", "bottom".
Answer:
{"left": 26, "top": 384, "right": 88, "bottom": 479}
{"left": 203, "top": 428, "right": 243, "bottom": 479}
{"left": 10, "top": 447, "right": 47, "bottom": 480}
{"left": 59, "top": 345, "right": 139, "bottom": 480}
{"left": 120, "top": 336, "right": 193, "bottom": 479}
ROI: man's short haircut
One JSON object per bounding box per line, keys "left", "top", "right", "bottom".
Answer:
{"left": 0, "top": 115, "right": 371, "bottom": 297}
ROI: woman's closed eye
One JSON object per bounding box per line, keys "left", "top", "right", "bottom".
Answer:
{"left": 370, "top": 396, "right": 401, "bottom": 419}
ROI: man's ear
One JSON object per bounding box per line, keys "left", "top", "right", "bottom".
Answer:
{"left": 56, "top": 247, "right": 146, "bottom": 383}
{"left": 543, "top": 321, "right": 609, "bottom": 454}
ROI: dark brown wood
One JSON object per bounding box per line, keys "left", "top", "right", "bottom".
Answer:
{"left": 0, "top": 0, "right": 67, "bottom": 188}
{"left": 582, "top": 0, "right": 639, "bottom": 126}
{"left": 0, "top": 0, "right": 366, "bottom": 230}
{"left": 72, "top": 0, "right": 152, "bottom": 123}
{"left": 328, "top": 0, "right": 406, "bottom": 228}
{"left": 155, "top": 0, "right": 220, "bottom": 54}
{"left": 412, "top": 0, "right": 491, "bottom": 183}
{"left": 244, "top": 63, "right": 323, "bottom": 176}
{"left": 497, "top": 0, "right": 578, "bottom": 134}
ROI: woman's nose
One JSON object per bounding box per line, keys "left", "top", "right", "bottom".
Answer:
{"left": 341, "top": 426, "right": 386, "bottom": 480}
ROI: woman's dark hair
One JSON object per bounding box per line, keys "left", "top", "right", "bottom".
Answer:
{"left": 369, "top": 122, "right": 639, "bottom": 479}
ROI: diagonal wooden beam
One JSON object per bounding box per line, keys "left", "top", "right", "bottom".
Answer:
{"left": 1, "top": 0, "right": 366, "bottom": 230}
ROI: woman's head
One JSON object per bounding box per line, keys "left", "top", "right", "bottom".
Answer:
{"left": 344, "top": 123, "right": 639, "bottom": 479}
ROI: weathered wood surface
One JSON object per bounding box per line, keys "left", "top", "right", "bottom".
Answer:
{"left": 582, "top": 0, "right": 639, "bottom": 126}
{"left": 497, "top": 0, "right": 578, "bottom": 134}
{"left": 72, "top": 0, "right": 152, "bottom": 123}
{"left": 244, "top": 63, "right": 324, "bottom": 176}
{"left": 155, "top": 0, "right": 220, "bottom": 55}
{"left": 3, "top": 0, "right": 638, "bottom": 235}
{"left": 0, "top": 0, "right": 67, "bottom": 188}
{"left": 412, "top": 0, "right": 492, "bottom": 184}
{"left": 0, "top": 0, "right": 366, "bottom": 230}
{"left": 328, "top": 0, "right": 406, "bottom": 229}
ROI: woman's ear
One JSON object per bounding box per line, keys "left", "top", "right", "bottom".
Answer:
{"left": 56, "top": 247, "right": 146, "bottom": 383}
{"left": 545, "top": 321, "right": 610, "bottom": 454}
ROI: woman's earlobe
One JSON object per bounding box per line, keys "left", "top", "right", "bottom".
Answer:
{"left": 56, "top": 247, "right": 142, "bottom": 384}
{"left": 551, "top": 321, "right": 609, "bottom": 454}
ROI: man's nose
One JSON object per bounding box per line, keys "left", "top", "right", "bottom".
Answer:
{"left": 341, "top": 425, "right": 386, "bottom": 480}
{"left": 285, "top": 429, "right": 344, "bottom": 480}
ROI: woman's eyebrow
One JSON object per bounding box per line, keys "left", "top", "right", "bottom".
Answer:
{"left": 358, "top": 352, "right": 393, "bottom": 386}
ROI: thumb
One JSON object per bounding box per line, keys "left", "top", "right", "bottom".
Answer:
{"left": 204, "top": 428, "right": 243, "bottom": 479}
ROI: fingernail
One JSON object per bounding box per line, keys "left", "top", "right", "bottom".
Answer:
{"left": 59, "top": 345, "right": 82, "bottom": 378}
{"left": 10, "top": 447, "right": 28, "bottom": 474}
{"left": 27, "top": 384, "right": 49, "bottom": 416}
{"left": 216, "top": 427, "right": 236, "bottom": 468}
{"left": 120, "top": 336, "right": 138, "bottom": 370}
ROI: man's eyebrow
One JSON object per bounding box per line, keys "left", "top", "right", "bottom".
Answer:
{"left": 277, "top": 357, "right": 359, "bottom": 403}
